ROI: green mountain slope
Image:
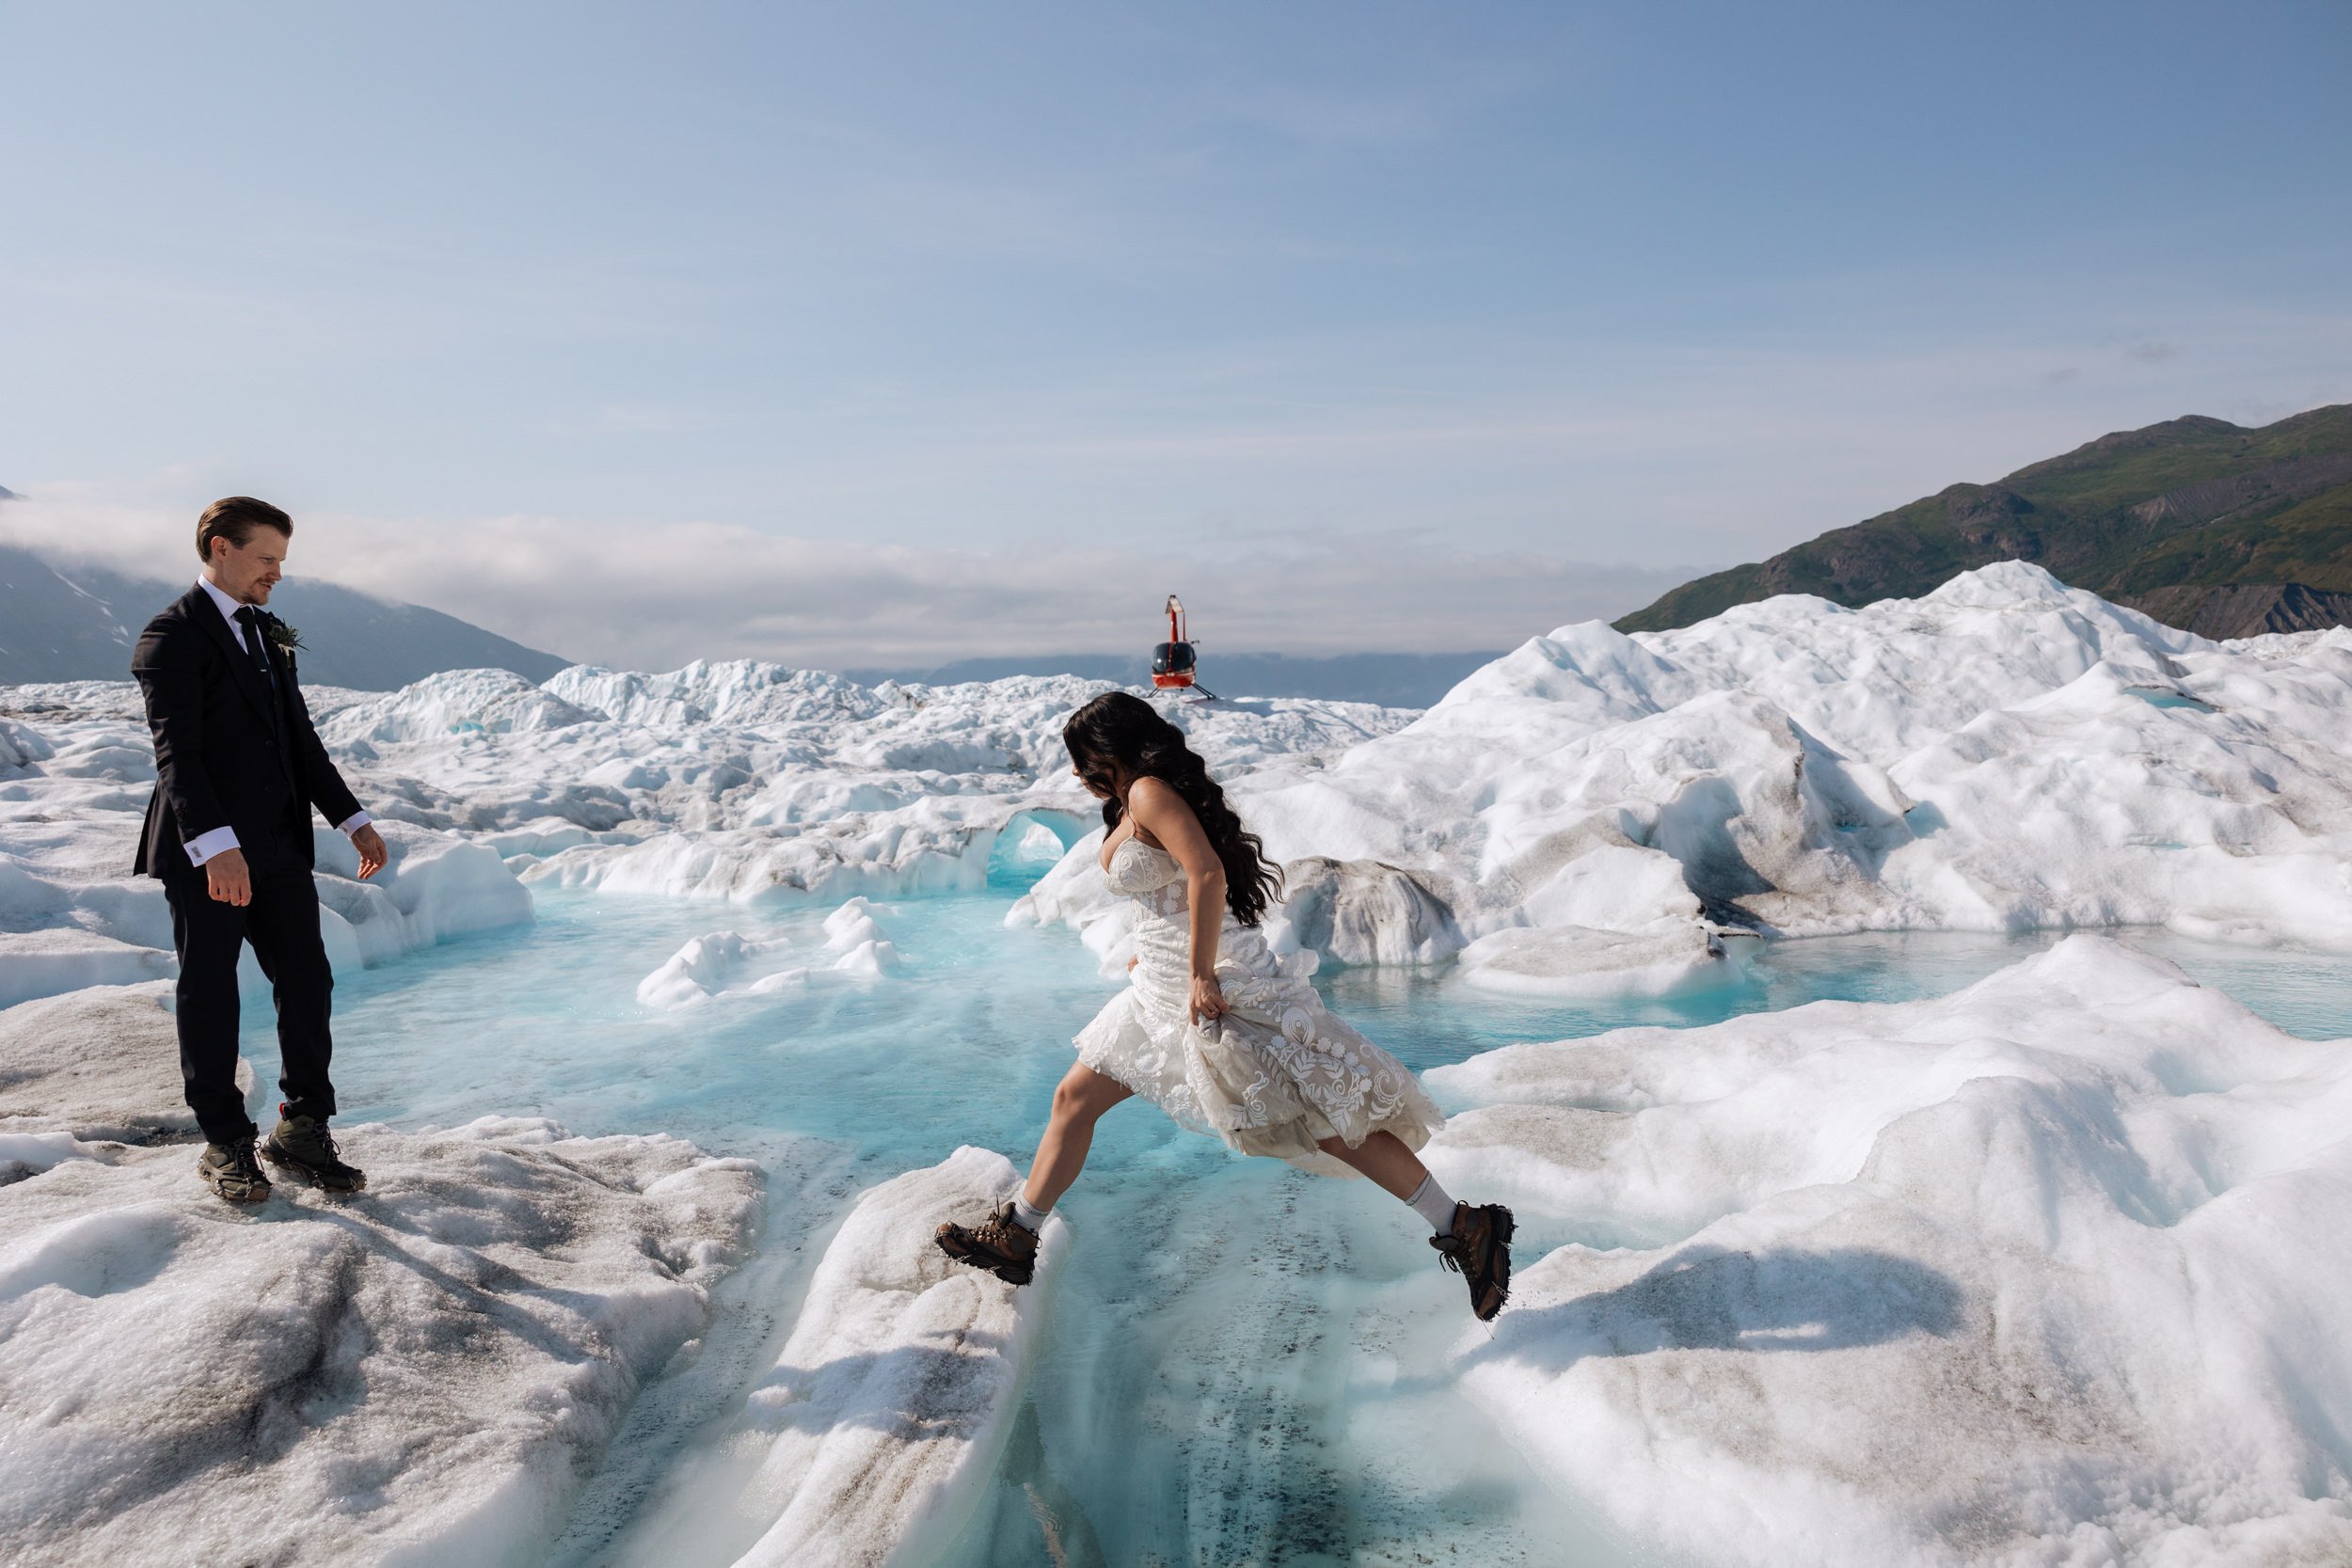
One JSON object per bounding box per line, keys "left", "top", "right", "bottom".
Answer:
{"left": 1616, "top": 404, "right": 2352, "bottom": 638}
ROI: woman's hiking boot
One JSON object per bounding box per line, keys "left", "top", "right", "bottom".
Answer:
{"left": 262, "top": 1107, "right": 367, "bottom": 1195}
{"left": 1432, "top": 1201, "right": 1514, "bottom": 1321}
{"left": 935, "top": 1201, "right": 1040, "bottom": 1286}
{"left": 198, "top": 1137, "right": 273, "bottom": 1204}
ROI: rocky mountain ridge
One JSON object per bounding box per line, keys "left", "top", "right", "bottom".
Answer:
{"left": 1618, "top": 402, "right": 2352, "bottom": 638}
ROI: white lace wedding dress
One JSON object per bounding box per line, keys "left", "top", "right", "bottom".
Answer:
{"left": 1073, "top": 835, "right": 1443, "bottom": 1176}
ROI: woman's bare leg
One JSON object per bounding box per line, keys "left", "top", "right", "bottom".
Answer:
{"left": 1315, "top": 1130, "right": 1430, "bottom": 1202}
{"left": 1022, "top": 1062, "right": 1135, "bottom": 1211}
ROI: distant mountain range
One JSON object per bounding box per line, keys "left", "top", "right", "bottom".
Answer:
{"left": 0, "top": 544, "right": 571, "bottom": 688}
{"left": 0, "top": 531, "right": 1497, "bottom": 704}
{"left": 1617, "top": 403, "right": 2352, "bottom": 639}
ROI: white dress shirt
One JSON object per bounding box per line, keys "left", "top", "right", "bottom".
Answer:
{"left": 183, "top": 577, "right": 372, "bottom": 867}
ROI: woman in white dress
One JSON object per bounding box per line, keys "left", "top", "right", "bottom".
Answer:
{"left": 937, "top": 692, "right": 1513, "bottom": 1320}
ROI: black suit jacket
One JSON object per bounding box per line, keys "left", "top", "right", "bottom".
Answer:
{"left": 131, "top": 586, "right": 364, "bottom": 885}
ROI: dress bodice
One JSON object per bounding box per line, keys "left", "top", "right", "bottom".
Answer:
{"left": 1104, "top": 835, "right": 1185, "bottom": 899}
{"left": 1104, "top": 832, "right": 1282, "bottom": 997}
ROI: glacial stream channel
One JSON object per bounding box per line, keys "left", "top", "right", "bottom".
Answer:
{"left": 242, "top": 853, "right": 2352, "bottom": 1568}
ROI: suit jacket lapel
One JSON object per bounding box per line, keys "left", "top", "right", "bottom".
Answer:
{"left": 187, "top": 587, "right": 280, "bottom": 736}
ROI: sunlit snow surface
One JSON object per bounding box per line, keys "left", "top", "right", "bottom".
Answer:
{"left": 6, "top": 565, "right": 2352, "bottom": 1564}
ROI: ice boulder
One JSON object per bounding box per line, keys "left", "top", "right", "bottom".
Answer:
{"left": 314, "top": 820, "right": 534, "bottom": 950}
{"left": 821, "top": 896, "right": 899, "bottom": 975}
{"left": 1270, "top": 856, "right": 1461, "bottom": 966}
{"left": 635, "top": 899, "right": 901, "bottom": 1007}
{"left": 727, "top": 1146, "right": 1069, "bottom": 1567}
{"left": 0, "top": 717, "right": 57, "bottom": 773}
{"left": 636, "top": 931, "right": 808, "bottom": 1009}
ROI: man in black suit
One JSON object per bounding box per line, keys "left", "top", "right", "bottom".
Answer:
{"left": 132, "top": 496, "right": 389, "bottom": 1202}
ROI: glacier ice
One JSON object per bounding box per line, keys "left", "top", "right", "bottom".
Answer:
{"left": 724, "top": 1147, "right": 1066, "bottom": 1568}
{"left": 7, "top": 561, "right": 2352, "bottom": 1563}
{"left": 1426, "top": 934, "right": 2352, "bottom": 1564}
{"left": 0, "top": 983, "right": 762, "bottom": 1568}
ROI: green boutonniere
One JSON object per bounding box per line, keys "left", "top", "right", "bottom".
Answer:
{"left": 262, "top": 615, "right": 304, "bottom": 655}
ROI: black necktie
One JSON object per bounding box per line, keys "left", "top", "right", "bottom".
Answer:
{"left": 235, "top": 606, "right": 278, "bottom": 698}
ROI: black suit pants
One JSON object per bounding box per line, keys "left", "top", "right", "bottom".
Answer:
{"left": 166, "top": 867, "right": 339, "bottom": 1144}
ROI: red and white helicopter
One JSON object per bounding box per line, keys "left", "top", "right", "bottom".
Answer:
{"left": 1149, "top": 594, "right": 1218, "bottom": 701}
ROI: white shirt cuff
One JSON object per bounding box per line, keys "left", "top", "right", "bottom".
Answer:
{"left": 336, "top": 811, "right": 372, "bottom": 835}
{"left": 184, "top": 826, "right": 241, "bottom": 866}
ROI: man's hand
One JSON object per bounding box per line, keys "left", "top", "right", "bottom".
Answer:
{"left": 351, "top": 824, "right": 389, "bottom": 879}
{"left": 205, "top": 847, "right": 253, "bottom": 906}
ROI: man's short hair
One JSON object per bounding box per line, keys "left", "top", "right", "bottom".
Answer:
{"left": 195, "top": 497, "right": 294, "bottom": 562}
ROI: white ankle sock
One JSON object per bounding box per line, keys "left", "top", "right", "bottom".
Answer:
{"left": 1407, "top": 1173, "right": 1457, "bottom": 1236}
{"left": 1010, "top": 1195, "right": 1051, "bottom": 1233}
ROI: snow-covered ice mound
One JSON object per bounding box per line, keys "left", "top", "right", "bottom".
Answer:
{"left": 321, "top": 667, "right": 603, "bottom": 743}
{"left": 546, "top": 658, "right": 887, "bottom": 727}
{"left": 1012, "top": 562, "right": 2352, "bottom": 985}
{"left": 1424, "top": 935, "right": 2352, "bottom": 1565}
{"left": 1453, "top": 919, "right": 1755, "bottom": 997}
{"left": 637, "top": 930, "right": 810, "bottom": 1008}
{"left": 635, "top": 897, "right": 902, "bottom": 1006}
{"left": 726, "top": 1146, "right": 1068, "bottom": 1567}
{"left": 820, "top": 895, "right": 900, "bottom": 974}
{"left": 0, "top": 985, "right": 763, "bottom": 1568}
{"left": 0, "top": 701, "right": 535, "bottom": 1011}
{"left": 0, "top": 927, "right": 173, "bottom": 1008}
{"left": 0, "top": 984, "right": 226, "bottom": 1142}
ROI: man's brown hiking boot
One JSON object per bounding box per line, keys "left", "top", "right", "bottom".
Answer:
{"left": 935, "top": 1201, "right": 1040, "bottom": 1286}
{"left": 198, "top": 1137, "right": 273, "bottom": 1204}
{"left": 262, "top": 1106, "right": 367, "bottom": 1195}
{"left": 1431, "top": 1201, "right": 1513, "bottom": 1321}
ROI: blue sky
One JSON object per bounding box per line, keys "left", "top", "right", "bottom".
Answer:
{"left": 5, "top": 1, "right": 2347, "bottom": 668}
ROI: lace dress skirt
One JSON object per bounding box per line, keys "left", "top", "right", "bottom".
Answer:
{"left": 1073, "top": 838, "right": 1444, "bottom": 1177}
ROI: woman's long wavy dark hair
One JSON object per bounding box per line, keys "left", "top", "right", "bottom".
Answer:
{"left": 1064, "top": 691, "right": 1283, "bottom": 926}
